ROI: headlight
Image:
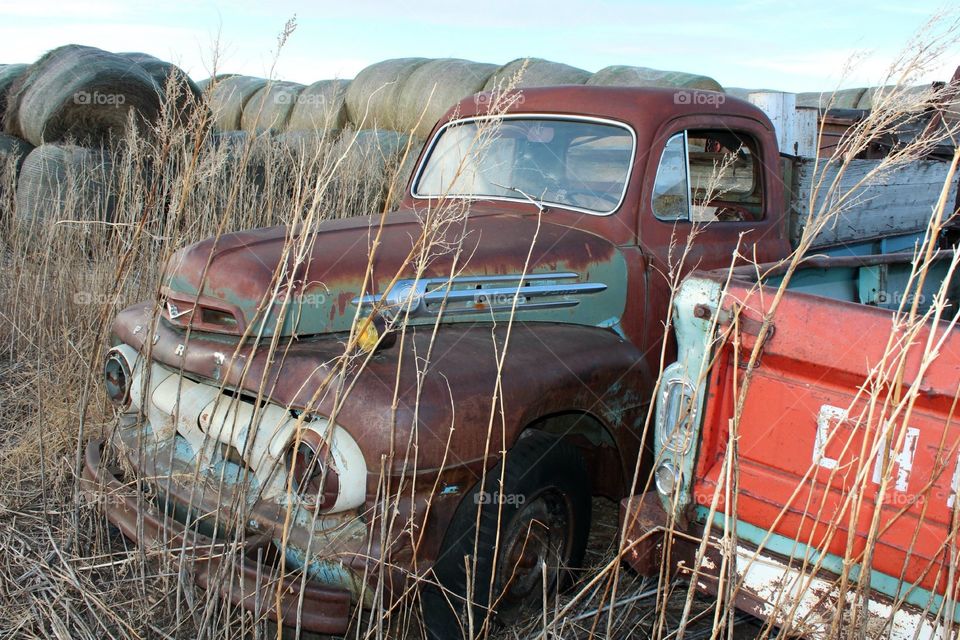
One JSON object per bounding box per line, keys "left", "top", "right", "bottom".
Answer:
{"left": 104, "top": 347, "right": 133, "bottom": 408}
{"left": 655, "top": 462, "right": 682, "bottom": 497}
{"left": 287, "top": 429, "right": 341, "bottom": 512}
{"left": 656, "top": 377, "right": 696, "bottom": 454}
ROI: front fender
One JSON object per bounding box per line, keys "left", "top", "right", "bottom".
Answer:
{"left": 113, "top": 304, "right": 652, "bottom": 479}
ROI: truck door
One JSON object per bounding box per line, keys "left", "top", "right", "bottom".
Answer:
{"left": 638, "top": 116, "right": 791, "bottom": 364}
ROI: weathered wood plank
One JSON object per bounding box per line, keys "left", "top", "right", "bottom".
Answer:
{"left": 790, "top": 158, "right": 959, "bottom": 248}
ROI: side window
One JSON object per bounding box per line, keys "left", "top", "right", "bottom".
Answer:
{"left": 653, "top": 129, "right": 764, "bottom": 223}
{"left": 652, "top": 133, "right": 690, "bottom": 221}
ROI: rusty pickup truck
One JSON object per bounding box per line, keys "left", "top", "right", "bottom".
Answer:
{"left": 82, "top": 85, "right": 954, "bottom": 638}
{"left": 623, "top": 248, "right": 960, "bottom": 638}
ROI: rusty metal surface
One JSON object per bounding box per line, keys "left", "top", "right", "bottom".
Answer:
{"left": 115, "top": 303, "right": 652, "bottom": 485}
{"left": 691, "top": 252, "right": 960, "bottom": 600}
{"left": 103, "top": 85, "right": 802, "bottom": 623}
{"left": 81, "top": 440, "right": 353, "bottom": 634}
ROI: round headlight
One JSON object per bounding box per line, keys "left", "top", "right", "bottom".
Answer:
{"left": 287, "top": 430, "right": 340, "bottom": 511}
{"left": 104, "top": 348, "right": 132, "bottom": 408}
{"left": 655, "top": 462, "right": 682, "bottom": 497}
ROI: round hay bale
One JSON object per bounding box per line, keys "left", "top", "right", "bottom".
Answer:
{"left": 275, "top": 129, "right": 340, "bottom": 159}
{"left": 349, "top": 129, "right": 410, "bottom": 162}
{"left": 345, "top": 58, "right": 430, "bottom": 131}
{"left": 240, "top": 81, "right": 306, "bottom": 135}
{"left": 0, "top": 133, "right": 33, "bottom": 211}
{"left": 390, "top": 137, "right": 423, "bottom": 206}
{"left": 196, "top": 74, "right": 238, "bottom": 92}
{"left": 587, "top": 65, "right": 723, "bottom": 92}
{"left": 3, "top": 45, "right": 162, "bottom": 146}
{"left": 482, "top": 58, "right": 591, "bottom": 91}
{"left": 15, "top": 143, "right": 114, "bottom": 224}
{"left": 209, "top": 75, "right": 268, "bottom": 131}
{"left": 0, "top": 133, "right": 33, "bottom": 175}
{"left": 797, "top": 87, "right": 867, "bottom": 110}
{"left": 724, "top": 87, "right": 758, "bottom": 100}
{"left": 0, "top": 64, "right": 28, "bottom": 120}
{"left": 119, "top": 52, "right": 202, "bottom": 116}
{"left": 287, "top": 79, "right": 350, "bottom": 132}
{"left": 395, "top": 59, "right": 498, "bottom": 138}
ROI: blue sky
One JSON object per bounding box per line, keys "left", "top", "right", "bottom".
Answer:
{"left": 0, "top": 0, "right": 955, "bottom": 92}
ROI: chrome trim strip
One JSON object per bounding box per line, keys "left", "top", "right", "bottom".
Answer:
{"left": 352, "top": 273, "right": 608, "bottom": 317}
{"left": 426, "top": 282, "right": 607, "bottom": 304}
{"left": 409, "top": 113, "right": 638, "bottom": 217}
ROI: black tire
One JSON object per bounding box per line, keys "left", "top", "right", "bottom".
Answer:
{"left": 423, "top": 431, "right": 591, "bottom": 640}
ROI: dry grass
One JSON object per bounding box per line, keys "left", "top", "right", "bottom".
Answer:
{"left": 0, "top": 17, "right": 959, "bottom": 640}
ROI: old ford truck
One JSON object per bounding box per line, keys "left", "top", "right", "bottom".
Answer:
{"left": 623, "top": 247, "right": 960, "bottom": 638}
{"left": 82, "top": 85, "right": 955, "bottom": 638}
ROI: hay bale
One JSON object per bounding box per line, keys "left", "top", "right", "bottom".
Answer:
{"left": 0, "top": 64, "right": 28, "bottom": 120}
{"left": 0, "top": 133, "right": 33, "bottom": 175}
{"left": 209, "top": 75, "right": 268, "bottom": 131}
{"left": 240, "top": 81, "right": 306, "bottom": 135}
{"left": 587, "top": 65, "right": 723, "bottom": 92}
{"left": 287, "top": 79, "right": 350, "bottom": 132}
{"left": 0, "top": 133, "right": 33, "bottom": 210}
{"left": 796, "top": 87, "right": 867, "bottom": 109}
{"left": 120, "top": 52, "right": 201, "bottom": 99}
{"left": 350, "top": 129, "right": 411, "bottom": 162}
{"left": 3, "top": 45, "right": 162, "bottom": 146}
{"left": 482, "top": 58, "right": 590, "bottom": 91}
{"left": 275, "top": 129, "right": 341, "bottom": 159}
{"left": 15, "top": 143, "right": 114, "bottom": 223}
{"left": 395, "top": 59, "right": 498, "bottom": 138}
{"left": 345, "top": 58, "right": 430, "bottom": 130}
{"left": 196, "top": 74, "right": 238, "bottom": 91}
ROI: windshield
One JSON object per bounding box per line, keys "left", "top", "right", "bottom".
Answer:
{"left": 413, "top": 117, "right": 635, "bottom": 215}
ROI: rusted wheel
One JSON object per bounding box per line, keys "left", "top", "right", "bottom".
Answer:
{"left": 423, "top": 430, "right": 591, "bottom": 639}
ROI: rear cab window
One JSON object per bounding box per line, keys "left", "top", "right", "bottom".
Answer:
{"left": 653, "top": 129, "right": 764, "bottom": 223}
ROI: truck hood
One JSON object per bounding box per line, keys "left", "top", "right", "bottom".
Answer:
{"left": 160, "top": 206, "right": 628, "bottom": 338}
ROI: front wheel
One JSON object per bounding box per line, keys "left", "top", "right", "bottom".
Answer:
{"left": 423, "top": 430, "right": 591, "bottom": 639}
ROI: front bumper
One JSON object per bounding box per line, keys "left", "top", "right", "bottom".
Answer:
{"left": 82, "top": 439, "right": 353, "bottom": 634}
{"left": 619, "top": 492, "right": 950, "bottom": 638}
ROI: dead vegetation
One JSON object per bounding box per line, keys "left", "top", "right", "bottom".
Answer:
{"left": 0, "top": 16, "right": 959, "bottom": 640}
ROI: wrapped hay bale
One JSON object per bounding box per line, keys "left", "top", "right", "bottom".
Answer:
{"left": 345, "top": 58, "right": 430, "bottom": 131}
{"left": 796, "top": 87, "right": 867, "bottom": 109}
{"left": 349, "top": 129, "right": 411, "bottom": 162}
{"left": 287, "top": 79, "right": 350, "bottom": 132}
{"left": 275, "top": 129, "right": 341, "bottom": 161}
{"left": 196, "top": 74, "right": 238, "bottom": 92}
{"left": 482, "top": 58, "right": 590, "bottom": 91}
{"left": 209, "top": 75, "right": 268, "bottom": 131}
{"left": 396, "top": 59, "right": 498, "bottom": 138}
{"left": 0, "top": 64, "right": 28, "bottom": 120}
{"left": 0, "top": 132, "right": 33, "bottom": 174}
{"left": 587, "top": 65, "right": 723, "bottom": 92}
{"left": 15, "top": 143, "right": 113, "bottom": 224}
{"left": 3, "top": 45, "right": 162, "bottom": 146}
{"left": 332, "top": 129, "right": 424, "bottom": 211}
{"left": 241, "top": 81, "right": 306, "bottom": 135}
{"left": 855, "top": 85, "right": 933, "bottom": 111}
{"left": 0, "top": 133, "right": 33, "bottom": 212}
{"left": 119, "top": 52, "right": 203, "bottom": 120}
